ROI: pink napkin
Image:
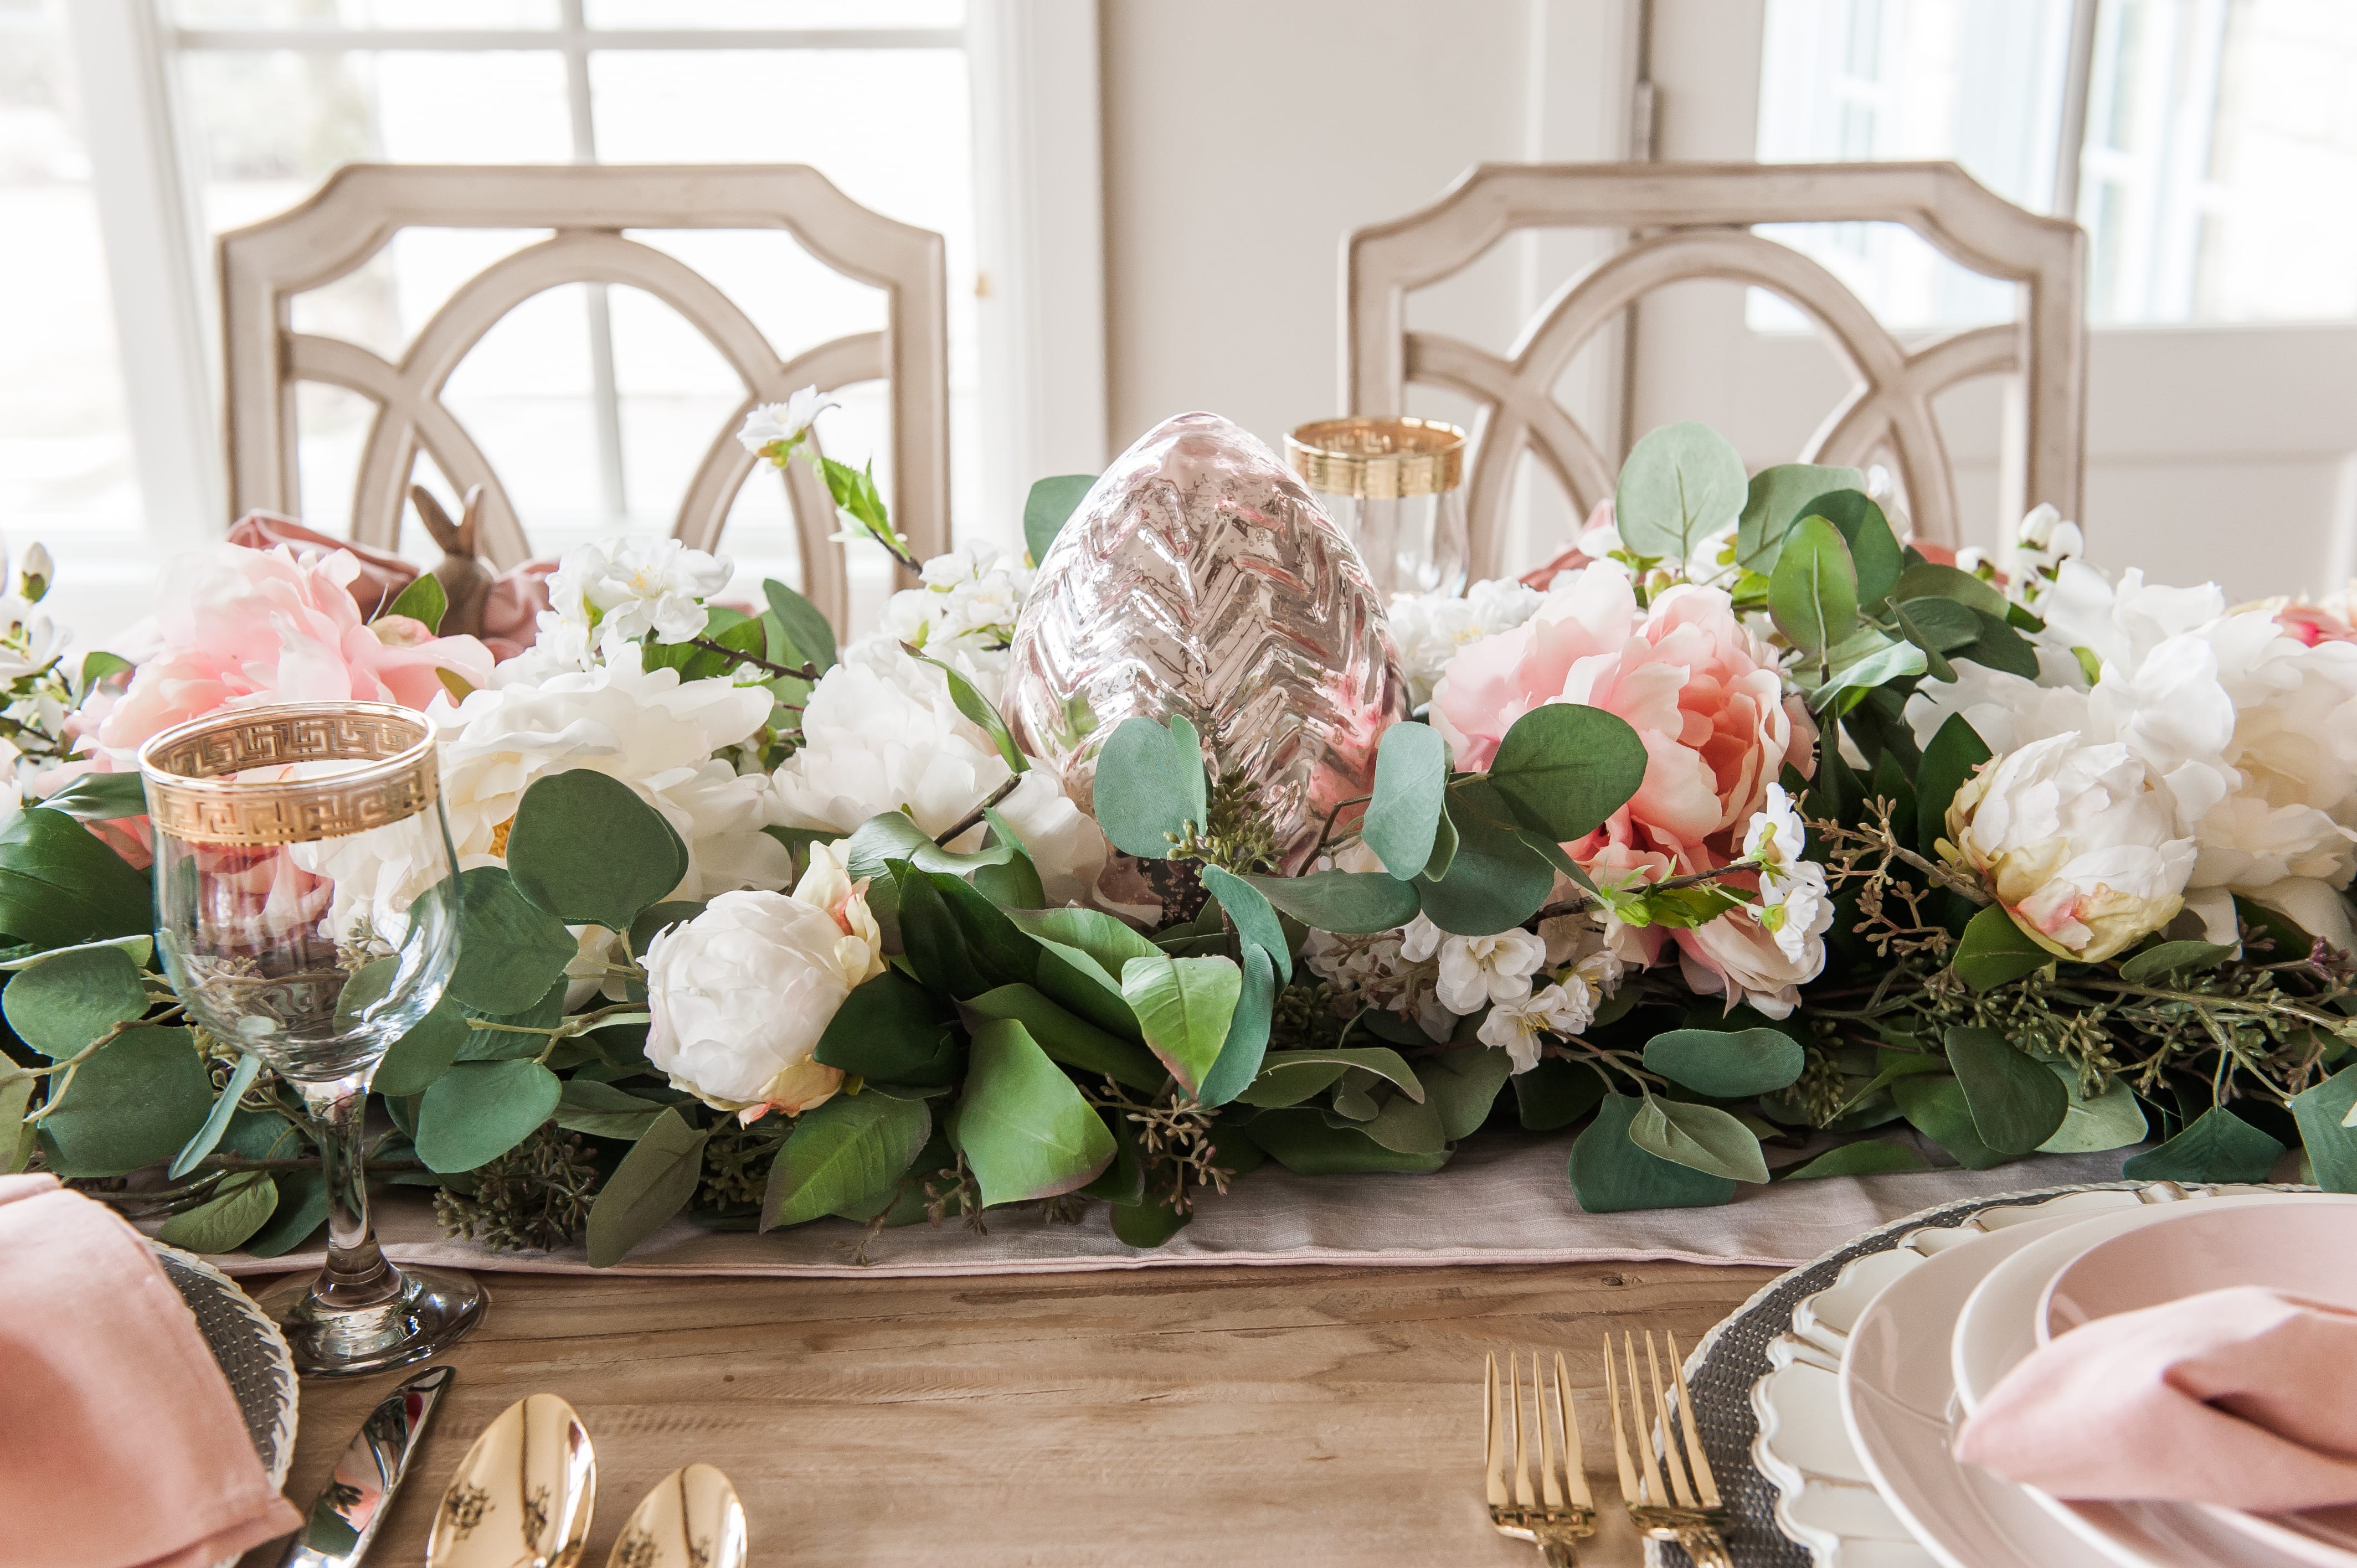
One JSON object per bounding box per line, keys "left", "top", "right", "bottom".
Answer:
{"left": 1954, "top": 1286, "right": 2357, "bottom": 1512}
{"left": 0, "top": 1174, "right": 301, "bottom": 1568}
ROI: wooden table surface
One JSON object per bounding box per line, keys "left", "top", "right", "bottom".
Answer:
{"left": 239, "top": 1260, "right": 1779, "bottom": 1567}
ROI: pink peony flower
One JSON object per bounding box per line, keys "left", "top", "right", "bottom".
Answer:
{"left": 92, "top": 543, "right": 495, "bottom": 767}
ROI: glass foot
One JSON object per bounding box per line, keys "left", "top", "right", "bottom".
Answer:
{"left": 257, "top": 1263, "right": 487, "bottom": 1378}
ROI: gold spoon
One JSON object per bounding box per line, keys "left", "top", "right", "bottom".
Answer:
{"left": 605, "top": 1465, "right": 749, "bottom": 1568}
{"left": 426, "top": 1394, "right": 596, "bottom": 1568}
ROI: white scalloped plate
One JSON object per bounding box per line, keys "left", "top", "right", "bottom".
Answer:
{"left": 151, "top": 1241, "right": 300, "bottom": 1568}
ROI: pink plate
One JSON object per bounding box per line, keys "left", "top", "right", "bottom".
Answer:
{"left": 2040, "top": 1199, "right": 2357, "bottom": 1568}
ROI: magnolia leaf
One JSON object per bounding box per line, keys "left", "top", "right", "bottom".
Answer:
{"left": 37, "top": 1028, "right": 214, "bottom": 1178}
{"left": 2037, "top": 1069, "right": 2149, "bottom": 1154}
{"left": 1642, "top": 1028, "right": 1806, "bottom": 1098}
{"left": 1629, "top": 1096, "right": 1771, "bottom": 1182}
{"left": 1111, "top": 1200, "right": 1191, "bottom": 1248}
{"left": 4, "top": 944, "right": 150, "bottom": 1058}
{"left": 380, "top": 572, "right": 447, "bottom": 633}
{"left": 963, "top": 983, "right": 1162, "bottom": 1092}
{"left": 585, "top": 1106, "right": 709, "bottom": 1267}
{"left": 815, "top": 969, "right": 961, "bottom": 1086}
{"left": 1778, "top": 1139, "right": 1931, "bottom": 1180}
{"left": 1197, "top": 864, "right": 1293, "bottom": 983}
{"left": 0, "top": 806, "right": 155, "bottom": 948}
{"left": 1420, "top": 1046, "right": 1514, "bottom": 1140}
{"left": 1091, "top": 716, "right": 1209, "bottom": 858}
{"left": 954, "top": 1019, "right": 1118, "bottom": 1204}
{"left": 1614, "top": 421, "right": 1747, "bottom": 562}
{"left": 1028, "top": 936, "right": 1145, "bottom": 1043}
{"left": 1952, "top": 903, "right": 2050, "bottom": 993}
{"left": 243, "top": 1170, "right": 331, "bottom": 1258}
{"left": 1915, "top": 714, "right": 1991, "bottom": 864}
{"left": 761, "top": 1092, "right": 932, "bottom": 1230}
{"left": 1945, "top": 1027, "right": 2068, "bottom": 1153}
{"left": 1736, "top": 462, "right": 1866, "bottom": 571}
{"left": 2121, "top": 1105, "right": 2284, "bottom": 1184}
{"left": 2291, "top": 1063, "right": 2357, "bottom": 1193}
{"left": 1196, "top": 942, "right": 1275, "bottom": 1108}
{"left": 1569, "top": 1094, "right": 1738, "bottom": 1211}
{"left": 2118, "top": 940, "right": 2238, "bottom": 984}
{"left": 1768, "top": 515, "right": 1859, "bottom": 658}
{"left": 28, "top": 770, "right": 147, "bottom": 822}
{"left": 156, "top": 1172, "right": 279, "bottom": 1254}
{"left": 843, "top": 811, "right": 1013, "bottom": 885}
{"left": 414, "top": 1059, "right": 560, "bottom": 1172}
{"left": 1891, "top": 1075, "right": 2010, "bottom": 1169}
{"left": 1238, "top": 1107, "right": 1449, "bottom": 1174}
{"left": 1238, "top": 1046, "right": 1425, "bottom": 1108}
{"left": 1120, "top": 953, "right": 1243, "bottom": 1096}
{"left": 763, "top": 578, "right": 837, "bottom": 672}
{"left": 1801, "top": 489, "right": 1903, "bottom": 607}
{"left": 1362, "top": 721, "right": 1449, "bottom": 879}
{"left": 1243, "top": 870, "right": 1420, "bottom": 935}
{"left": 1483, "top": 706, "right": 1649, "bottom": 845}
{"left": 1888, "top": 561, "right": 2011, "bottom": 620}
{"left": 1955, "top": 607, "right": 2042, "bottom": 679}
{"left": 1008, "top": 906, "right": 1160, "bottom": 973}
{"left": 168, "top": 1052, "right": 262, "bottom": 1179}
{"left": 554, "top": 1079, "right": 671, "bottom": 1142}
{"left": 1024, "top": 474, "right": 1097, "bottom": 565}
{"left": 447, "top": 867, "right": 581, "bottom": 1015}
{"left": 889, "top": 863, "right": 985, "bottom": 997}
{"left": 903, "top": 644, "right": 1027, "bottom": 774}
{"left": 506, "top": 771, "right": 688, "bottom": 931}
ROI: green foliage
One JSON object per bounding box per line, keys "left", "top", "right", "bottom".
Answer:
{"left": 1111, "top": 1200, "right": 1191, "bottom": 1247}
{"left": 954, "top": 1019, "right": 1117, "bottom": 1204}
{"left": 1944, "top": 1027, "right": 2068, "bottom": 1153}
{"left": 1237, "top": 1045, "right": 1424, "bottom": 1108}
{"left": 1888, "top": 561, "right": 2011, "bottom": 621}
{"left": 1892, "top": 1076, "right": 2009, "bottom": 1169}
{"left": 554, "top": 1079, "right": 670, "bottom": 1141}
{"left": 1197, "top": 864, "right": 1293, "bottom": 983}
{"left": 0, "top": 806, "right": 154, "bottom": 948}
{"left": 761, "top": 1092, "right": 932, "bottom": 1229}
{"left": 1120, "top": 953, "right": 1243, "bottom": 1096}
{"left": 157, "top": 1172, "right": 278, "bottom": 1254}
{"left": 1010, "top": 906, "right": 1160, "bottom": 972}
{"left": 1483, "top": 705, "right": 1649, "bottom": 845}
{"left": 816, "top": 969, "right": 961, "bottom": 1086}
{"left": 1092, "top": 715, "right": 1209, "bottom": 858}
{"left": 1243, "top": 869, "right": 1421, "bottom": 934}
{"left": 1802, "top": 489, "right": 1903, "bottom": 607}
{"left": 1629, "top": 1095, "right": 1769, "bottom": 1183}
{"left": 903, "top": 644, "right": 1027, "bottom": 774}
{"left": 2291, "top": 1064, "right": 2357, "bottom": 1192}
{"left": 842, "top": 811, "right": 1013, "bottom": 886}
{"left": 1569, "top": 1094, "right": 1737, "bottom": 1211}
{"left": 2037, "top": 1072, "right": 2148, "bottom": 1154}
{"left": 4, "top": 944, "right": 148, "bottom": 1057}
{"left": 1614, "top": 422, "right": 1748, "bottom": 562}
{"left": 1024, "top": 474, "right": 1097, "bottom": 565}
{"left": 1643, "top": 1028, "right": 1807, "bottom": 1098}
{"left": 2122, "top": 1105, "right": 2284, "bottom": 1183}
{"left": 244, "top": 1170, "right": 330, "bottom": 1258}
{"left": 374, "top": 994, "right": 470, "bottom": 1097}
{"left": 1769, "top": 515, "right": 1859, "bottom": 660}
{"left": 1514, "top": 1058, "right": 1608, "bottom": 1130}
{"left": 1736, "top": 462, "right": 1865, "bottom": 571}
{"left": 29, "top": 770, "right": 146, "bottom": 822}
{"left": 506, "top": 771, "right": 688, "bottom": 931}
{"left": 447, "top": 868, "right": 578, "bottom": 1015}
{"left": 586, "top": 1106, "right": 710, "bottom": 1267}
{"left": 1239, "top": 1107, "right": 1449, "bottom": 1174}
{"left": 381, "top": 572, "right": 447, "bottom": 633}
{"left": 965, "top": 983, "right": 1161, "bottom": 1091}
{"left": 2117, "top": 941, "right": 2238, "bottom": 984}
{"left": 37, "top": 1029, "right": 213, "bottom": 1177}
{"left": 1953, "top": 904, "right": 2051, "bottom": 992}
{"left": 1779, "top": 1140, "right": 1931, "bottom": 1180}
{"left": 1915, "top": 714, "right": 1991, "bottom": 862}
{"left": 764, "top": 578, "right": 838, "bottom": 673}
{"left": 1362, "top": 721, "right": 1449, "bottom": 878}
{"left": 415, "top": 1059, "right": 561, "bottom": 1172}
{"left": 1414, "top": 783, "right": 1555, "bottom": 937}
{"left": 1420, "top": 1046, "right": 1514, "bottom": 1139}
{"left": 1196, "top": 941, "right": 1275, "bottom": 1108}
{"left": 169, "top": 1051, "right": 261, "bottom": 1178}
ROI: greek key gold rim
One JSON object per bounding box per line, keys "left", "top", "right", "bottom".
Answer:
{"left": 137, "top": 702, "right": 439, "bottom": 847}
{"left": 1286, "top": 416, "right": 1466, "bottom": 499}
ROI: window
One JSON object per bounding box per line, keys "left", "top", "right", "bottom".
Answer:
{"left": 1753, "top": 0, "right": 2357, "bottom": 329}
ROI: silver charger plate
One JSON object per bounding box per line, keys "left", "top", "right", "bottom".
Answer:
{"left": 1646, "top": 1180, "right": 2312, "bottom": 1567}
{"left": 152, "top": 1241, "right": 301, "bottom": 1565}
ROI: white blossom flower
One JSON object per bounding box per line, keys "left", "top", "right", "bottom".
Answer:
{"left": 768, "top": 641, "right": 1106, "bottom": 905}
{"left": 1400, "top": 914, "right": 1548, "bottom": 1015}
{"left": 544, "top": 536, "right": 734, "bottom": 648}
{"left": 643, "top": 879, "right": 882, "bottom": 1121}
{"left": 1303, "top": 925, "right": 1453, "bottom": 1041}
{"left": 1385, "top": 577, "right": 1547, "bottom": 707}
{"left": 1677, "top": 905, "right": 1826, "bottom": 1019}
{"left": 1537, "top": 911, "right": 1633, "bottom": 997}
{"left": 1749, "top": 859, "right": 1835, "bottom": 965}
{"left": 1741, "top": 782, "right": 1808, "bottom": 885}
{"left": 1955, "top": 546, "right": 1990, "bottom": 576}
{"left": 17, "top": 541, "right": 52, "bottom": 603}
{"left": 0, "top": 737, "right": 20, "bottom": 813}
{"left": 851, "top": 540, "right": 1033, "bottom": 702}
{"left": 737, "top": 385, "right": 838, "bottom": 460}
{"left": 1477, "top": 979, "right": 1595, "bottom": 1072}
{"left": 433, "top": 642, "right": 791, "bottom": 901}
{"left": 1944, "top": 731, "right": 2198, "bottom": 963}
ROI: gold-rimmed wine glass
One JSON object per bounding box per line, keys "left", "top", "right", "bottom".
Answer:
{"left": 140, "top": 701, "right": 483, "bottom": 1376}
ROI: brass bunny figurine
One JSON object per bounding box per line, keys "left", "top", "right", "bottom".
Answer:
{"left": 408, "top": 482, "right": 496, "bottom": 638}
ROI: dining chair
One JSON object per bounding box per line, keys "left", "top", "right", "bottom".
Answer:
{"left": 218, "top": 163, "right": 950, "bottom": 626}
{"left": 1343, "top": 161, "right": 2086, "bottom": 576}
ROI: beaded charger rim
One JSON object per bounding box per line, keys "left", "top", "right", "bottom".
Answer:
{"left": 136, "top": 701, "right": 439, "bottom": 847}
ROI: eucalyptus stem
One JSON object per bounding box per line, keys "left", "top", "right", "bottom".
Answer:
{"left": 934, "top": 774, "right": 1024, "bottom": 847}
{"left": 684, "top": 637, "right": 820, "bottom": 683}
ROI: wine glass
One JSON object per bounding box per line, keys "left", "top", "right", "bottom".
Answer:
{"left": 141, "top": 702, "right": 484, "bottom": 1376}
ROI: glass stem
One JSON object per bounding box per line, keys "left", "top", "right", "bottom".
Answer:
{"left": 297, "top": 1071, "right": 399, "bottom": 1308}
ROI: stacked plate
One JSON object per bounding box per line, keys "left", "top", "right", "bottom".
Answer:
{"left": 1737, "top": 1184, "right": 2357, "bottom": 1567}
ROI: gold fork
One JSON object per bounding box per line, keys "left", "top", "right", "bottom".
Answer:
{"left": 1484, "top": 1349, "right": 1597, "bottom": 1565}
{"left": 1603, "top": 1329, "right": 1732, "bottom": 1568}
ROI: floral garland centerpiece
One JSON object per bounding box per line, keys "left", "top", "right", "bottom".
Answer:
{"left": 3, "top": 406, "right": 2353, "bottom": 1264}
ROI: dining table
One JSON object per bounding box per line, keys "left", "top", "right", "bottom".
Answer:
{"left": 234, "top": 1257, "right": 1778, "bottom": 1567}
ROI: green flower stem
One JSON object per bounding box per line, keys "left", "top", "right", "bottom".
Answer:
{"left": 683, "top": 636, "right": 820, "bottom": 683}
{"left": 1310, "top": 793, "right": 1373, "bottom": 857}
{"left": 933, "top": 774, "right": 1023, "bottom": 848}
{"left": 2075, "top": 978, "right": 2354, "bottom": 1038}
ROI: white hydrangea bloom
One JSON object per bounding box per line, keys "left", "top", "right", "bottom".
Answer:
{"left": 1386, "top": 577, "right": 1547, "bottom": 708}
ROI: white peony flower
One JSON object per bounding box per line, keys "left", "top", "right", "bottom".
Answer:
{"left": 737, "top": 385, "right": 838, "bottom": 460}
{"left": 1386, "top": 577, "right": 1547, "bottom": 708}
{"left": 1944, "top": 732, "right": 2197, "bottom": 963}
{"left": 434, "top": 643, "right": 791, "bottom": 901}
{"left": 644, "top": 884, "right": 879, "bottom": 1120}
{"left": 544, "top": 536, "right": 734, "bottom": 648}
{"left": 768, "top": 641, "right": 1106, "bottom": 905}
{"left": 1401, "top": 914, "right": 1548, "bottom": 1015}
{"left": 791, "top": 839, "right": 887, "bottom": 989}
{"left": 1477, "top": 979, "right": 1595, "bottom": 1072}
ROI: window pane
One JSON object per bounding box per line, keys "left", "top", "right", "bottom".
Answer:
{"left": 0, "top": 0, "right": 147, "bottom": 640}
{"left": 581, "top": 0, "right": 963, "bottom": 28}
{"left": 168, "top": 0, "right": 563, "bottom": 27}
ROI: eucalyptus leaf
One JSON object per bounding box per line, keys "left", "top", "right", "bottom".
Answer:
{"left": 1737, "top": 462, "right": 1866, "bottom": 570}
{"left": 1420, "top": 1046, "right": 1514, "bottom": 1139}
{"left": 2121, "top": 1105, "right": 2284, "bottom": 1183}
{"left": 1614, "top": 421, "right": 1748, "bottom": 562}
{"left": 1120, "top": 953, "right": 1243, "bottom": 1096}
{"left": 1888, "top": 560, "right": 2014, "bottom": 620}
{"left": 506, "top": 770, "right": 689, "bottom": 931}
{"left": 1238, "top": 1046, "right": 1424, "bottom": 1107}
{"left": 1239, "top": 1107, "right": 1450, "bottom": 1174}
{"left": 1196, "top": 942, "right": 1274, "bottom": 1108}
{"left": 1513, "top": 1057, "right": 1608, "bottom": 1131}
{"left": 168, "top": 1051, "right": 261, "bottom": 1178}
{"left": 763, "top": 577, "right": 837, "bottom": 672}
{"left": 4, "top": 944, "right": 150, "bottom": 1058}
{"left": 37, "top": 1028, "right": 213, "bottom": 1178}
{"left": 1416, "top": 782, "right": 1555, "bottom": 937}
{"left": 156, "top": 1172, "right": 278, "bottom": 1254}
{"left": 1778, "top": 1139, "right": 1931, "bottom": 1180}
{"left": 1800, "top": 489, "right": 1902, "bottom": 607}
{"left": 954, "top": 1019, "right": 1118, "bottom": 1205}
{"left": 761, "top": 1091, "right": 931, "bottom": 1229}
{"left": 2118, "top": 940, "right": 2237, "bottom": 984}
{"left": 1629, "top": 1096, "right": 1771, "bottom": 1183}
{"left": 585, "top": 1106, "right": 709, "bottom": 1267}
{"left": 1952, "top": 904, "right": 2051, "bottom": 993}
{"left": 1111, "top": 1200, "right": 1190, "bottom": 1248}
{"left": 1643, "top": 1028, "right": 1807, "bottom": 1098}
{"left": 1362, "top": 721, "right": 1449, "bottom": 878}
{"left": 414, "top": 1059, "right": 560, "bottom": 1172}
{"left": 1092, "top": 716, "right": 1208, "bottom": 858}
{"left": 1810, "top": 639, "right": 1926, "bottom": 712}
{"left": 1482, "top": 705, "right": 1649, "bottom": 844}
{"left": 1891, "top": 1075, "right": 2010, "bottom": 1170}
{"left": 1945, "top": 1027, "right": 2069, "bottom": 1153}
{"left": 1023, "top": 474, "right": 1098, "bottom": 566}
{"left": 1768, "top": 515, "right": 1859, "bottom": 658}
{"left": 1242, "top": 870, "right": 1420, "bottom": 935}
{"left": 2037, "top": 1070, "right": 2149, "bottom": 1154}
{"left": 554, "top": 1079, "right": 670, "bottom": 1141}
{"left": 2291, "top": 1063, "right": 2357, "bottom": 1193}
{"left": 242, "top": 1170, "right": 330, "bottom": 1258}
{"left": 447, "top": 868, "right": 578, "bottom": 1015}
{"left": 1197, "top": 864, "right": 1293, "bottom": 983}
{"left": 1569, "top": 1094, "right": 1738, "bottom": 1211}
{"left": 1362, "top": 1090, "right": 1448, "bottom": 1154}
